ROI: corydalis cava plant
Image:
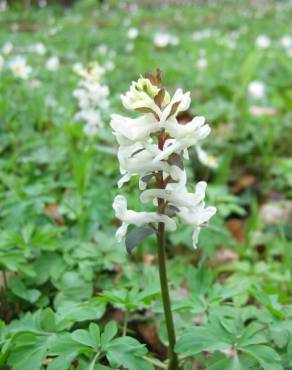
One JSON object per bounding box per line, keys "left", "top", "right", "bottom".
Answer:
{"left": 112, "top": 71, "right": 216, "bottom": 249}
{"left": 73, "top": 62, "right": 109, "bottom": 136}
{"left": 111, "top": 70, "right": 216, "bottom": 370}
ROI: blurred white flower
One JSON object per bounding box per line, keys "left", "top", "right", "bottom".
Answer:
{"left": 192, "top": 29, "right": 213, "bottom": 41}
{"left": 27, "top": 79, "right": 42, "bottom": 88}
{"left": 255, "top": 35, "right": 271, "bottom": 49}
{"left": 38, "top": 0, "right": 47, "bottom": 7}
{"left": 74, "top": 62, "right": 104, "bottom": 81}
{"left": 73, "top": 61, "right": 109, "bottom": 137}
{"left": 9, "top": 56, "right": 32, "bottom": 79}
{"left": 0, "top": 0, "right": 7, "bottom": 12}
{"left": 105, "top": 60, "right": 115, "bottom": 71}
{"left": 45, "top": 56, "right": 60, "bottom": 71}
{"left": 97, "top": 44, "right": 108, "bottom": 55}
{"left": 33, "top": 42, "right": 46, "bottom": 55}
{"left": 45, "top": 95, "right": 57, "bottom": 108}
{"left": 196, "top": 145, "right": 219, "bottom": 169}
{"left": 127, "top": 27, "right": 139, "bottom": 40}
{"left": 287, "top": 49, "right": 292, "bottom": 58}
{"left": 153, "top": 32, "right": 179, "bottom": 48}
{"left": 125, "top": 42, "right": 134, "bottom": 52}
{"left": 248, "top": 80, "right": 265, "bottom": 99}
{"left": 196, "top": 57, "right": 208, "bottom": 70}
{"left": 2, "top": 42, "right": 13, "bottom": 55}
{"left": 280, "top": 35, "right": 292, "bottom": 49}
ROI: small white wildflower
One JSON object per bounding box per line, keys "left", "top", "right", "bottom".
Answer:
{"left": 280, "top": 35, "right": 292, "bottom": 49}
{"left": 196, "top": 58, "right": 208, "bottom": 70}
{"left": 97, "top": 44, "right": 108, "bottom": 55}
{"left": 255, "top": 35, "right": 271, "bottom": 49}
{"left": 248, "top": 80, "right": 265, "bottom": 99}
{"left": 127, "top": 27, "right": 139, "bottom": 40}
{"left": 9, "top": 56, "right": 32, "bottom": 79}
{"left": 2, "top": 41, "right": 13, "bottom": 55}
{"left": 125, "top": 42, "right": 134, "bottom": 52}
{"left": 153, "top": 32, "right": 178, "bottom": 48}
{"left": 45, "top": 56, "right": 60, "bottom": 71}
{"left": 196, "top": 145, "right": 219, "bottom": 169}
{"left": 105, "top": 60, "right": 115, "bottom": 71}
{"left": 33, "top": 42, "right": 46, "bottom": 55}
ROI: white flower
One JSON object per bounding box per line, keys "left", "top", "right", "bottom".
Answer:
{"left": 154, "top": 32, "right": 170, "bottom": 48}
{"left": 45, "top": 56, "right": 60, "bottom": 71}
{"left": 153, "top": 32, "right": 179, "bottom": 48}
{"left": 248, "top": 80, "right": 265, "bottom": 99}
{"left": 105, "top": 61, "right": 115, "bottom": 71}
{"left": 33, "top": 42, "right": 46, "bottom": 55}
{"left": 111, "top": 113, "right": 159, "bottom": 142}
{"left": 140, "top": 181, "right": 207, "bottom": 209}
{"left": 280, "top": 35, "right": 292, "bottom": 49}
{"left": 9, "top": 56, "right": 32, "bottom": 79}
{"left": 192, "top": 29, "right": 213, "bottom": 41}
{"left": 83, "top": 123, "right": 99, "bottom": 137}
{"left": 196, "top": 57, "right": 208, "bottom": 70}
{"left": 153, "top": 116, "right": 210, "bottom": 162}
{"left": 121, "top": 77, "right": 170, "bottom": 113}
{"left": 113, "top": 195, "right": 176, "bottom": 242}
{"left": 196, "top": 145, "right": 219, "bottom": 169}
{"left": 74, "top": 62, "right": 104, "bottom": 81}
{"left": 0, "top": 54, "right": 4, "bottom": 70}
{"left": 97, "top": 44, "right": 108, "bottom": 55}
{"left": 75, "top": 109, "right": 102, "bottom": 127}
{"left": 179, "top": 202, "right": 217, "bottom": 248}
{"left": 125, "top": 42, "right": 134, "bottom": 52}
{"left": 112, "top": 75, "right": 216, "bottom": 248}
{"left": 255, "top": 35, "right": 271, "bottom": 49}
{"left": 127, "top": 27, "right": 139, "bottom": 40}
{"left": 2, "top": 42, "right": 13, "bottom": 55}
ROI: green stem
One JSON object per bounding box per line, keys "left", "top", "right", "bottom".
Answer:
{"left": 2, "top": 271, "right": 8, "bottom": 290}
{"left": 122, "top": 310, "right": 129, "bottom": 336}
{"left": 157, "top": 221, "right": 178, "bottom": 370}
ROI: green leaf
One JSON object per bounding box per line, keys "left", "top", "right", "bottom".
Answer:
{"left": 101, "top": 321, "right": 118, "bottom": 345}
{"left": 175, "top": 325, "right": 231, "bottom": 356}
{"left": 242, "top": 345, "right": 283, "bottom": 370}
{"left": 47, "top": 353, "right": 76, "bottom": 370}
{"left": 8, "top": 334, "right": 49, "bottom": 370}
{"left": 106, "top": 336, "right": 154, "bottom": 370}
{"left": 71, "top": 327, "right": 98, "bottom": 350}
{"left": 125, "top": 227, "right": 155, "bottom": 254}
{"left": 206, "top": 355, "right": 246, "bottom": 370}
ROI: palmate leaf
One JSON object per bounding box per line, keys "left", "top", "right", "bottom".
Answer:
{"left": 106, "top": 336, "right": 154, "bottom": 370}
{"left": 206, "top": 355, "right": 247, "bottom": 370}
{"left": 7, "top": 334, "right": 50, "bottom": 370}
{"left": 175, "top": 325, "right": 232, "bottom": 356}
{"left": 242, "top": 345, "right": 283, "bottom": 370}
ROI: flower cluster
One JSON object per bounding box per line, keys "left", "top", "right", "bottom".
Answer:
{"left": 111, "top": 71, "right": 216, "bottom": 248}
{"left": 73, "top": 62, "right": 109, "bottom": 136}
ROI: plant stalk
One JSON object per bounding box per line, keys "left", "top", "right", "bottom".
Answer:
{"left": 157, "top": 221, "right": 178, "bottom": 370}
{"left": 122, "top": 309, "right": 129, "bottom": 336}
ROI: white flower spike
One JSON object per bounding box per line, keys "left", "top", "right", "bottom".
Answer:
{"left": 111, "top": 69, "right": 216, "bottom": 248}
